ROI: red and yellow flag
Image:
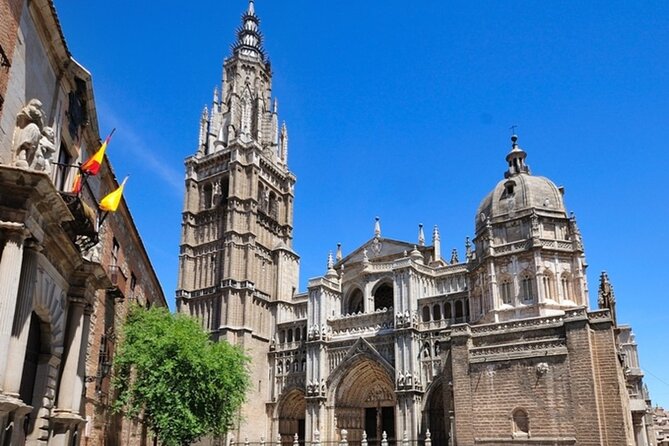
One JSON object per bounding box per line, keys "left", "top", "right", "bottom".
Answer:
{"left": 99, "top": 177, "right": 128, "bottom": 212}
{"left": 80, "top": 131, "right": 114, "bottom": 176}
{"left": 71, "top": 173, "right": 83, "bottom": 194}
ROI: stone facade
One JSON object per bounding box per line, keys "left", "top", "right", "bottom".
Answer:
{"left": 177, "top": 2, "right": 657, "bottom": 446}
{"left": 0, "top": 1, "right": 166, "bottom": 445}
{"left": 654, "top": 407, "right": 669, "bottom": 446}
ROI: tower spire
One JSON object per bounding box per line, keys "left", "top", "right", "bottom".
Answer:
{"left": 418, "top": 224, "right": 425, "bottom": 246}
{"left": 232, "top": 0, "right": 265, "bottom": 61}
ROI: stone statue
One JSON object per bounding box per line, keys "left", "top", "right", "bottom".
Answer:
{"left": 13, "top": 99, "right": 45, "bottom": 168}
{"left": 34, "top": 126, "right": 56, "bottom": 173}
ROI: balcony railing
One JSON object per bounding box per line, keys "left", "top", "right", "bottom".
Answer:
{"left": 53, "top": 162, "right": 99, "bottom": 252}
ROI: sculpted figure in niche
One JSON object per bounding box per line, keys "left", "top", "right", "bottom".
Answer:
{"left": 34, "top": 127, "right": 56, "bottom": 174}
{"left": 13, "top": 99, "right": 45, "bottom": 168}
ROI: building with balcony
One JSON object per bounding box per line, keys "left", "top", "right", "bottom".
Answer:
{"left": 0, "top": 0, "right": 166, "bottom": 445}
{"left": 177, "top": 2, "right": 657, "bottom": 446}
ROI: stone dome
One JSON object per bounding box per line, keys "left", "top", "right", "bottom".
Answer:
{"left": 475, "top": 136, "right": 567, "bottom": 232}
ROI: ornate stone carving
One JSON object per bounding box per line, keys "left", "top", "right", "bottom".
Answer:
{"left": 34, "top": 126, "right": 56, "bottom": 173}
{"left": 536, "top": 362, "right": 549, "bottom": 376}
{"left": 13, "top": 99, "right": 45, "bottom": 168}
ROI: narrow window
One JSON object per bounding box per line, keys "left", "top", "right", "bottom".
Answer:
{"left": 521, "top": 274, "right": 534, "bottom": 303}
{"left": 543, "top": 273, "right": 555, "bottom": 300}
{"left": 422, "top": 306, "right": 430, "bottom": 322}
{"left": 499, "top": 278, "right": 513, "bottom": 305}
{"left": 433, "top": 304, "right": 442, "bottom": 320}
{"left": 561, "top": 274, "right": 572, "bottom": 301}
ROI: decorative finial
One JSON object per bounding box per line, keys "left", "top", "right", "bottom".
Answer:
{"left": 510, "top": 124, "right": 518, "bottom": 137}
{"left": 450, "top": 248, "right": 459, "bottom": 264}
{"left": 213, "top": 86, "right": 219, "bottom": 105}
{"left": 418, "top": 223, "right": 425, "bottom": 246}
{"left": 374, "top": 217, "right": 381, "bottom": 237}
{"left": 273, "top": 98, "right": 278, "bottom": 114}
{"left": 465, "top": 236, "right": 473, "bottom": 262}
{"left": 432, "top": 225, "right": 441, "bottom": 263}
{"left": 336, "top": 243, "right": 343, "bottom": 261}
{"left": 597, "top": 271, "right": 616, "bottom": 325}
{"left": 247, "top": 0, "right": 255, "bottom": 15}
{"left": 326, "top": 251, "right": 337, "bottom": 280}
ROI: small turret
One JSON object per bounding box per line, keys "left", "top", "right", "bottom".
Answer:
{"left": 336, "top": 243, "right": 343, "bottom": 262}
{"left": 504, "top": 134, "right": 530, "bottom": 178}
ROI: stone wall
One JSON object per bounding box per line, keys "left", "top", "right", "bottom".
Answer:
{"left": 445, "top": 310, "right": 635, "bottom": 446}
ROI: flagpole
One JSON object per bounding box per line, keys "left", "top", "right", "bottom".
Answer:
{"left": 98, "top": 211, "right": 110, "bottom": 228}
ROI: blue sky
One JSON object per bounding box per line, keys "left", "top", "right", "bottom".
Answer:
{"left": 55, "top": 1, "right": 669, "bottom": 406}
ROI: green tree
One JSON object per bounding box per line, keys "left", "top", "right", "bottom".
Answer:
{"left": 112, "top": 306, "right": 250, "bottom": 446}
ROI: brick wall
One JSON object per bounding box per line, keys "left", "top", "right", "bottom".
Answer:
{"left": 0, "top": 0, "right": 24, "bottom": 112}
{"left": 82, "top": 161, "right": 166, "bottom": 446}
{"left": 445, "top": 312, "right": 635, "bottom": 446}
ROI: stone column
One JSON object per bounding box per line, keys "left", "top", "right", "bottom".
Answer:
{"left": 51, "top": 298, "right": 90, "bottom": 446}
{"left": 4, "top": 242, "right": 41, "bottom": 397}
{"left": 55, "top": 297, "right": 86, "bottom": 414}
{"left": 0, "top": 225, "right": 28, "bottom": 393}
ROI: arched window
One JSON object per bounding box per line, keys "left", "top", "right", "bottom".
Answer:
{"left": 512, "top": 408, "right": 529, "bottom": 436}
{"left": 287, "top": 330, "right": 293, "bottom": 343}
{"left": 347, "top": 288, "right": 363, "bottom": 314}
{"left": 433, "top": 304, "right": 442, "bottom": 320}
{"left": 521, "top": 273, "right": 534, "bottom": 303}
{"left": 499, "top": 277, "right": 513, "bottom": 305}
{"left": 422, "top": 306, "right": 430, "bottom": 322}
{"left": 295, "top": 328, "right": 301, "bottom": 341}
{"left": 444, "top": 303, "right": 452, "bottom": 319}
{"left": 373, "top": 283, "right": 393, "bottom": 311}
{"left": 561, "top": 273, "right": 572, "bottom": 301}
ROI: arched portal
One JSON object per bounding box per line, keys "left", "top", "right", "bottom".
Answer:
{"left": 334, "top": 358, "right": 395, "bottom": 445}
{"left": 422, "top": 379, "right": 449, "bottom": 444}
{"left": 277, "top": 388, "right": 306, "bottom": 445}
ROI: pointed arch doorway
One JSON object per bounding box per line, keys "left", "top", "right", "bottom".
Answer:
{"left": 334, "top": 358, "right": 396, "bottom": 446}
{"left": 277, "top": 389, "right": 306, "bottom": 445}
{"left": 422, "top": 379, "right": 449, "bottom": 444}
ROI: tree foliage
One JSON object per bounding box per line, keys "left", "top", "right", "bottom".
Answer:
{"left": 112, "top": 306, "right": 250, "bottom": 446}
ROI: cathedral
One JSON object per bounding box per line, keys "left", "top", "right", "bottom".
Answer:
{"left": 176, "top": 2, "right": 655, "bottom": 445}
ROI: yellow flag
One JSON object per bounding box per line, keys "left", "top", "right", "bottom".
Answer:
{"left": 99, "top": 177, "right": 128, "bottom": 212}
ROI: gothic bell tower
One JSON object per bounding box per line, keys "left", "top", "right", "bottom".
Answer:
{"left": 176, "top": 1, "right": 299, "bottom": 431}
